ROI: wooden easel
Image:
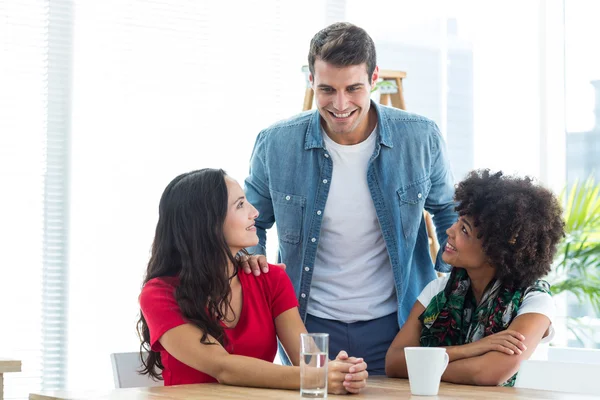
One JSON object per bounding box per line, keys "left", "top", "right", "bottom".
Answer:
{"left": 301, "top": 67, "right": 407, "bottom": 111}
{"left": 376, "top": 69, "right": 407, "bottom": 110}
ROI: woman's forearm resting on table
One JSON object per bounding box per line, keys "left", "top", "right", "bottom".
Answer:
{"left": 441, "top": 351, "right": 521, "bottom": 386}
{"left": 213, "top": 354, "right": 301, "bottom": 389}
{"left": 160, "top": 324, "right": 302, "bottom": 389}
{"left": 385, "top": 346, "right": 409, "bottom": 378}
{"left": 442, "top": 314, "right": 551, "bottom": 385}
{"left": 385, "top": 309, "right": 550, "bottom": 386}
{"left": 159, "top": 317, "right": 367, "bottom": 394}
{"left": 387, "top": 342, "right": 523, "bottom": 385}
{"left": 442, "top": 344, "right": 478, "bottom": 362}
{"left": 385, "top": 301, "right": 424, "bottom": 378}
{"left": 385, "top": 343, "right": 484, "bottom": 378}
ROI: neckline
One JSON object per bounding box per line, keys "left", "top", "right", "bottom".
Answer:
{"left": 321, "top": 124, "right": 378, "bottom": 151}
{"left": 221, "top": 269, "right": 246, "bottom": 331}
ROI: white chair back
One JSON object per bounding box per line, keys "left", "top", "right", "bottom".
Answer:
{"left": 110, "top": 352, "right": 164, "bottom": 388}
{"left": 548, "top": 346, "right": 600, "bottom": 364}
{"left": 515, "top": 360, "right": 600, "bottom": 395}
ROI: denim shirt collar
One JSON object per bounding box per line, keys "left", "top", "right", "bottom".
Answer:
{"left": 304, "top": 101, "right": 394, "bottom": 150}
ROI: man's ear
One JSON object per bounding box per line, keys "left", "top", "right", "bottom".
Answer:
{"left": 371, "top": 65, "right": 380, "bottom": 86}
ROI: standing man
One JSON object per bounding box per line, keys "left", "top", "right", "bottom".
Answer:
{"left": 243, "top": 22, "right": 457, "bottom": 375}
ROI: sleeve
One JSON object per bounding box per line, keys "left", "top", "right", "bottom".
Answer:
{"left": 517, "top": 291, "right": 556, "bottom": 343}
{"left": 265, "top": 264, "right": 299, "bottom": 319}
{"left": 244, "top": 130, "right": 275, "bottom": 256}
{"left": 139, "top": 279, "right": 188, "bottom": 351}
{"left": 424, "top": 123, "right": 458, "bottom": 273}
{"left": 417, "top": 275, "right": 450, "bottom": 308}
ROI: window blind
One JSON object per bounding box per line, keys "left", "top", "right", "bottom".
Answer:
{"left": 42, "top": 0, "right": 72, "bottom": 392}
{"left": 0, "top": 1, "right": 72, "bottom": 398}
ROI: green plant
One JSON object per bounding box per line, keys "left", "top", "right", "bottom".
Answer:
{"left": 371, "top": 79, "right": 397, "bottom": 93}
{"left": 547, "top": 176, "right": 600, "bottom": 345}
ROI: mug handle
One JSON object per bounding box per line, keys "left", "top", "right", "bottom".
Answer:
{"left": 439, "top": 352, "right": 449, "bottom": 377}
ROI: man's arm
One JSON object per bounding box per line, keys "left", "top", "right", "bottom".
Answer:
{"left": 424, "top": 124, "right": 457, "bottom": 272}
{"left": 244, "top": 130, "right": 275, "bottom": 257}
{"left": 243, "top": 131, "right": 287, "bottom": 275}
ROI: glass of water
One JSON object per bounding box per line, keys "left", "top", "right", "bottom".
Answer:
{"left": 300, "top": 333, "right": 329, "bottom": 398}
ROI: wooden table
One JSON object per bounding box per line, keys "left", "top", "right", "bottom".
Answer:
{"left": 0, "top": 359, "right": 22, "bottom": 400}
{"left": 29, "top": 376, "right": 595, "bottom": 399}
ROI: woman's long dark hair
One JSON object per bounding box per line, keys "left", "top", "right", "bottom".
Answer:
{"left": 137, "top": 168, "right": 243, "bottom": 380}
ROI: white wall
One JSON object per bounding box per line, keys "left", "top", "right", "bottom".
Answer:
{"left": 59, "top": 0, "right": 569, "bottom": 390}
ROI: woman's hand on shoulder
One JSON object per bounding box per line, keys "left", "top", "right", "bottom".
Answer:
{"left": 328, "top": 350, "right": 368, "bottom": 395}
{"left": 466, "top": 329, "right": 527, "bottom": 357}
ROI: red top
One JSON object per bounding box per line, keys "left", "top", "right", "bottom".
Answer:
{"left": 139, "top": 264, "right": 298, "bottom": 386}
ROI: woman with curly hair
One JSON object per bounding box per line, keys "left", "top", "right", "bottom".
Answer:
{"left": 385, "top": 169, "right": 565, "bottom": 386}
{"left": 137, "top": 168, "right": 368, "bottom": 394}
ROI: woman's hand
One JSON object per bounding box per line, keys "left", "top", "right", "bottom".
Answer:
{"left": 327, "top": 351, "right": 368, "bottom": 395}
{"left": 465, "top": 330, "right": 527, "bottom": 357}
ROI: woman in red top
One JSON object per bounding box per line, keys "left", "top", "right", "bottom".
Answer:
{"left": 137, "top": 168, "right": 368, "bottom": 394}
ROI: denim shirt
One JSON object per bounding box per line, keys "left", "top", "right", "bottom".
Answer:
{"left": 244, "top": 102, "right": 457, "bottom": 326}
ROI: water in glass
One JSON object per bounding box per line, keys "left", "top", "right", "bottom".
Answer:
{"left": 300, "top": 351, "right": 327, "bottom": 398}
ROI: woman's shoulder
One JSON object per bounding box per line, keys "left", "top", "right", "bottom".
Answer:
{"left": 240, "top": 263, "right": 288, "bottom": 282}
{"left": 238, "top": 264, "right": 297, "bottom": 314}
{"left": 428, "top": 273, "right": 451, "bottom": 291}
{"left": 417, "top": 274, "right": 451, "bottom": 308}
{"left": 240, "top": 264, "right": 291, "bottom": 294}
{"left": 518, "top": 281, "right": 555, "bottom": 319}
{"left": 521, "top": 280, "right": 553, "bottom": 305}
{"left": 265, "top": 263, "right": 288, "bottom": 279}
{"left": 143, "top": 276, "right": 178, "bottom": 290}
{"left": 140, "top": 276, "right": 179, "bottom": 304}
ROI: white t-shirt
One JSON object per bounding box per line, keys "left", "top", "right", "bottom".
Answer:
{"left": 307, "top": 126, "right": 397, "bottom": 323}
{"left": 417, "top": 274, "right": 555, "bottom": 347}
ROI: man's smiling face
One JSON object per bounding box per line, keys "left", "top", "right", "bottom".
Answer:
{"left": 310, "top": 59, "right": 378, "bottom": 144}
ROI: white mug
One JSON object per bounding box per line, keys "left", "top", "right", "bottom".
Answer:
{"left": 404, "top": 347, "right": 449, "bottom": 396}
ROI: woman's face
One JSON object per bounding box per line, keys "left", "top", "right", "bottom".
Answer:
{"left": 223, "top": 177, "right": 259, "bottom": 255}
{"left": 442, "top": 215, "right": 490, "bottom": 270}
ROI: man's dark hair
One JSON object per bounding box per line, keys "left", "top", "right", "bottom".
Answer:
{"left": 455, "top": 169, "right": 565, "bottom": 288}
{"left": 308, "top": 22, "right": 377, "bottom": 80}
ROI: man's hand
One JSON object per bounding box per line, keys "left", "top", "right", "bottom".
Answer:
{"left": 424, "top": 210, "right": 440, "bottom": 264}
{"left": 240, "top": 254, "right": 286, "bottom": 276}
{"left": 328, "top": 350, "right": 368, "bottom": 394}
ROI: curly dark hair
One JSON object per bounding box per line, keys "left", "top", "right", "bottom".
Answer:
{"left": 454, "top": 169, "right": 565, "bottom": 288}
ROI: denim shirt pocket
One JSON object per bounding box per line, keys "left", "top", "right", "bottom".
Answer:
{"left": 397, "top": 176, "right": 431, "bottom": 239}
{"left": 271, "top": 190, "right": 306, "bottom": 245}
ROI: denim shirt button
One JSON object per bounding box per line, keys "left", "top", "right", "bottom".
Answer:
{"left": 324, "top": 153, "right": 329, "bottom": 158}
{"left": 322, "top": 179, "right": 328, "bottom": 184}
{"left": 305, "top": 267, "right": 310, "bottom": 271}
{"left": 311, "top": 237, "right": 316, "bottom": 243}
{"left": 285, "top": 195, "right": 291, "bottom": 200}
{"left": 417, "top": 193, "right": 422, "bottom": 199}
{"left": 316, "top": 210, "right": 322, "bottom": 215}
{"left": 301, "top": 293, "right": 306, "bottom": 298}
